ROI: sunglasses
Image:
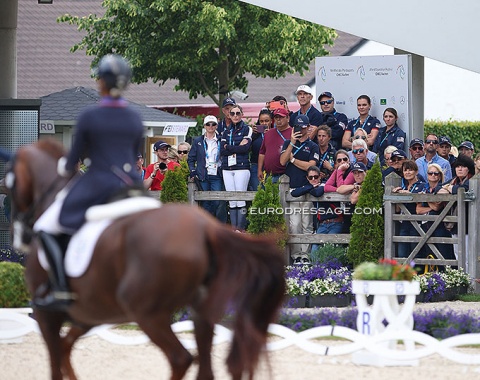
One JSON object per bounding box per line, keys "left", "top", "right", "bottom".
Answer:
{"left": 352, "top": 148, "right": 365, "bottom": 154}
{"left": 336, "top": 157, "right": 349, "bottom": 163}
{"left": 307, "top": 175, "right": 320, "bottom": 180}
{"left": 319, "top": 99, "right": 334, "bottom": 105}
{"left": 229, "top": 111, "right": 242, "bottom": 116}
{"left": 354, "top": 135, "right": 367, "bottom": 140}
{"left": 178, "top": 150, "right": 189, "bottom": 154}
{"left": 427, "top": 172, "right": 440, "bottom": 176}
{"left": 411, "top": 146, "right": 424, "bottom": 151}
{"left": 205, "top": 122, "right": 217, "bottom": 127}
{"left": 425, "top": 139, "right": 439, "bottom": 144}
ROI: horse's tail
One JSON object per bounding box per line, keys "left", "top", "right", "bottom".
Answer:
{"left": 205, "top": 225, "right": 286, "bottom": 378}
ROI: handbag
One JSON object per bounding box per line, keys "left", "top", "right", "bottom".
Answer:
{"left": 444, "top": 204, "right": 457, "bottom": 232}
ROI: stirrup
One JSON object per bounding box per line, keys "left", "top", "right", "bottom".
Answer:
{"left": 33, "top": 290, "right": 76, "bottom": 312}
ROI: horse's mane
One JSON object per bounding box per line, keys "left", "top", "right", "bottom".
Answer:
{"left": 34, "top": 139, "right": 66, "bottom": 160}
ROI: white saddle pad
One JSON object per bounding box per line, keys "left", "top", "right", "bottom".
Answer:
{"left": 38, "top": 197, "right": 161, "bottom": 278}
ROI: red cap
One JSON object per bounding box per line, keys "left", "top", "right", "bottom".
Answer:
{"left": 273, "top": 108, "right": 289, "bottom": 117}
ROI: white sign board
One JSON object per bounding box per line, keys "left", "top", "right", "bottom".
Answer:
{"left": 162, "top": 124, "right": 190, "bottom": 136}
{"left": 39, "top": 120, "right": 55, "bottom": 134}
{"left": 315, "top": 55, "right": 412, "bottom": 141}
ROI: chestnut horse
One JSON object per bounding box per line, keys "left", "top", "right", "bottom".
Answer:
{"left": 7, "top": 140, "right": 285, "bottom": 380}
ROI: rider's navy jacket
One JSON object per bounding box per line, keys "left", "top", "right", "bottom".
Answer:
{"left": 60, "top": 97, "right": 144, "bottom": 232}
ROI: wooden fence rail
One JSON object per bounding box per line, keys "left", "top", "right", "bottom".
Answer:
{"left": 186, "top": 173, "right": 479, "bottom": 291}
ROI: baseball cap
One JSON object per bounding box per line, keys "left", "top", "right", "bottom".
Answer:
{"left": 222, "top": 97, "right": 236, "bottom": 107}
{"left": 295, "top": 85, "right": 313, "bottom": 95}
{"left": 390, "top": 149, "right": 407, "bottom": 159}
{"left": 273, "top": 108, "right": 289, "bottom": 118}
{"left": 409, "top": 138, "right": 424, "bottom": 148}
{"left": 438, "top": 136, "right": 452, "bottom": 146}
{"left": 292, "top": 114, "right": 310, "bottom": 128}
{"left": 203, "top": 115, "right": 218, "bottom": 125}
{"left": 318, "top": 91, "right": 333, "bottom": 101}
{"left": 458, "top": 141, "right": 474, "bottom": 150}
{"left": 352, "top": 162, "right": 367, "bottom": 172}
{"left": 153, "top": 140, "right": 171, "bottom": 151}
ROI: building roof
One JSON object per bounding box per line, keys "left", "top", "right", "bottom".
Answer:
{"left": 40, "top": 87, "right": 194, "bottom": 125}
{"left": 18, "top": 0, "right": 365, "bottom": 106}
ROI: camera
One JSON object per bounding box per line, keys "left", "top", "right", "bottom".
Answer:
{"left": 159, "top": 162, "right": 167, "bottom": 170}
{"left": 230, "top": 90, "right": 249, "bottom": 100}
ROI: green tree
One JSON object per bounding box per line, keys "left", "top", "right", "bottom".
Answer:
{"left": 160, "top": 166, "right": 188, "bottom": 203}
{"left": 59, "top": 0, "right": 335, "bottom": 106}
{"left": 347, "top": 161, "right": 384, "bottom": 266}
{"left": 247, "top": 176, "right": 287, "bottom": 247}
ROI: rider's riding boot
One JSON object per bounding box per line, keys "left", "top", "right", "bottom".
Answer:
{"left": 33, "top": 231, "right": 74, "bottom": 312}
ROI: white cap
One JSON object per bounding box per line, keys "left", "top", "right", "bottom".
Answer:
{"left": 203, "top": 115, "right": 218, "bottom": 125}
{"left": 296, "top": 85, "right": 313, "bottom": 95}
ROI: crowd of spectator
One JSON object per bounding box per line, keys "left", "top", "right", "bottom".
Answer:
{"left": 145, "top": 84, "right": 476, "bottom": 261}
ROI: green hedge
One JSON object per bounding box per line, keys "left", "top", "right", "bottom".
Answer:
{"left": 0, "top": 262, "right": 30, "bottom": 308}
{"left": 424, "top": 120, "right": 480, "bottom": 149}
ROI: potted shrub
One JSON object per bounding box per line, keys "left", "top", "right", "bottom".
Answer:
{"left": 0, "top": 261, "right": 30, "bottom": 308}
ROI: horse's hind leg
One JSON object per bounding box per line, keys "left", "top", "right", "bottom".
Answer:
{"left": 193, "top": 314, "right": 215, "bottom": 380}
{"left": 34, "top": 310, "right": 68, "bottom": 380}
{"left": 60, "top": 324, "right": 92, "bottom": 380}
{"left": 136, "top": 313, "right": 193, "bottom": 380}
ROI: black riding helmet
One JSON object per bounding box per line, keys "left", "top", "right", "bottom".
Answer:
{"left": 95, "top": 54, "right": 132, "bottom": 98}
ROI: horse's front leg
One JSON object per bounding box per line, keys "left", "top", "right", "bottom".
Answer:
{"left": 33, "top": 310, "right": 68, "bottom": 380}
{"left": 60, "top": 323, "right": 92, "bottom": 379}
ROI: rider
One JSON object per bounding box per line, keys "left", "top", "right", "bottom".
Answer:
{"left": 34, "top": 54, "right": 144, "bottom": 311}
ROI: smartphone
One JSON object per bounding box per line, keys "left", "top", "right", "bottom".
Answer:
{"left": 269, "top": 101, "right": 284, "bottom": 110}
{"left": 294, "top": 125, "right": 303, "bottom": 134}
{"left": 256, "top": 124, "right": 265, "bottom": 133}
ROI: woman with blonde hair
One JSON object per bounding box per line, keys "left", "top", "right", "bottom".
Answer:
{"left": 383, "top": 145, "right": 398, "bottom": 168}
{"left": 416, "top": 163, "right": 454, "bottom": 262}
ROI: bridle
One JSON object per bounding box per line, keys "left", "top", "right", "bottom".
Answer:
{"left": 6, "top": 154, "right": 65, "bottom": 251}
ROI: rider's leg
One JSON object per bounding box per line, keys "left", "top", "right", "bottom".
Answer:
{"left": 34, "top": 231, "right": 74, "bottom": 311}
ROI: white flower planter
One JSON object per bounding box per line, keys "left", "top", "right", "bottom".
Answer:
{"left": 351, "top": 280, "right": 420, "bottom": 367}
{"left": 0, "top": 308, "right": 36, "bottom": 343}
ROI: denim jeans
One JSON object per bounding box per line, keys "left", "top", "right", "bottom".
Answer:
{"left": 248, "top": 163, "right": 260, "bottom": 191}
{"left": 310, "top": 221, "right": 344, "bottom": 253}
{"left": 398, "top": 222, "right": 423, "bottom": 259}
{"left": 198, "top": 175, "right": 223, "bottom": 217}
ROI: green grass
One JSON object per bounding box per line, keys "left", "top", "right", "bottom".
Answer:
{"left": 457, "top": 293, "right": 480, "bottom": 302}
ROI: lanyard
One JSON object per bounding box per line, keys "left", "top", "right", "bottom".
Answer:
{"left": 402, "top": 180, "right": 419, "bottom": 192}
{"left": 296, "top": 106, "right": 312, "bottom": 117}
{"left": 275, "top": 127, "right": 287, "bottom": 142}
{"left": 292, "top": 141, "right": 307, "bottom": 157}
{"left": 379, "top": 126, "right": 395, "bottom": 146}
{"left": 319, "top": 149, "right": 329, "bottom": 165}
{"left": 203, "top": 136, "right": 220, "bottom": 162}
{"left": 353, "top": 115, "right": 370, "bottom": 133}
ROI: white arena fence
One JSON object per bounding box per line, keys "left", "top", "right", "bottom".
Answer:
{"left": 1, "top": 308, "right": 480, "bottom": 365}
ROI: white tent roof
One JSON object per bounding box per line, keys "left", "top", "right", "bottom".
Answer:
{"left": 239, "top": 0, "right": 480, "bottom": 74}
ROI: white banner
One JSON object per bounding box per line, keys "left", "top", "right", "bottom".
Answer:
{"left": 162, "top": 124, "right": 190, "bottom": 136}
{"left": 39, "top": 120, "right": 55, "bottom": 134}
{"left": 315, "top": 55, "right": 412, "bottom": 141}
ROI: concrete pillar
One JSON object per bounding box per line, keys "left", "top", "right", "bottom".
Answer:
{"left": 395, "top": 48, "right": 424, "bottom": 141}
{"left": 0, "top": 0, "right": 18, "bottom": 98}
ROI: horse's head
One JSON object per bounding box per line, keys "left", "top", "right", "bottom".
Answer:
{"left": 5, "top": 139, "right": 71, "bottom": 251}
